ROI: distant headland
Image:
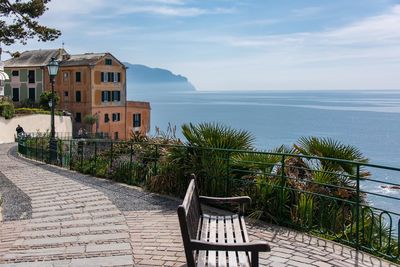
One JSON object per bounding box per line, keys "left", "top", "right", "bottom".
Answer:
{"left": 124, "top": 62, "right": 196, "bottom": 99}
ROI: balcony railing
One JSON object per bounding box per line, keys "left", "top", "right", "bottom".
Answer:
{"left": 17, "top": 137, "right": 400, "bottom": 263}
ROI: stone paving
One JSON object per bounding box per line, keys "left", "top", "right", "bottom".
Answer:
{"left": 0, "top": 143, "right": 399, "bottom": 267}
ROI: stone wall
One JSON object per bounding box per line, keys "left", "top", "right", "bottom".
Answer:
{"left": 0, "top": 114, "right": 72, "bottom": 143}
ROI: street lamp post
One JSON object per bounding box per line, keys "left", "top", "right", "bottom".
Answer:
{"left": 47, "top": 57, "right": 59, "bottom": 163}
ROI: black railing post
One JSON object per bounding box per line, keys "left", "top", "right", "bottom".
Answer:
{"left": 69, "top": 139, "right": 73, "bottom": 169}
{"left": 35, "top": 137, "right": 38, "bottom": 160}
{"left": 356, "top": 164, "right": 361, "bottom": 250}
{"left": 93, "top": 141, "right": 97, "bottom": 176}
{"left": 80, "top": 141, "right": 84, "bottom": 170}
{"left": 279, "top": 154, "right": 286, "bottom": 225}
{"left": 129, "top": 143, "right": 133, "bottom": 182}
{"left": 110, "top": 140, "right": 114, "bottom": 170}
{"left": 225, "top": 151, "right": 231, "bottom": 197}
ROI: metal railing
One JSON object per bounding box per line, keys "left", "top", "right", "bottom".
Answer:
{"left": 17, "top": 137, "right": 400, "bottom": 262}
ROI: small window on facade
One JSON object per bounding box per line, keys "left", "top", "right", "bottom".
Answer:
{"left": 28, "top": 70, "right": 35, "bottom": 83}
{"left": 102, "top": 91, "right": 110, "bottom": 102}
{"left": 105, "top": 59, "right": 112, "bottom": 65}
{"left": 28, "top": 88, "right": 35, "bottom": 101}
{"left": 12, "top": 88, "right": 19, "bottom": 102}
{"left": 133, "top": 113, "right": 141, "bottom": 127}
{"left": 64, "top": 91, "right": 69, "bottom": 97}
{"left": 111, "top": 113, "right": 121, "bottom": 122}
{"left": 112, "top": 91, "right": 121, "bottom": 101}
{"left": 114, "top": 132, "right": 119, "bottom": 140}
{"left": 107, "top": 72, "right": 112, "bottom": 82}
{"left": 75, "top": 72, "right": 81, "bottom": 83}
{"left": 12, "top": 70, "right": 19, "bottom": 76}
{"left": 75, "top": 112, "right": 82, "bottom": 123}
{"left": 63, "top": 72, "right": 69, "bottom": 82}
{"left": 117, "top": 72, "right": 121, "bottom": 82}
{"left": 76, "top": 91, "right": 81, "bottom": 102}
{"left": 104, "top": 113, "right": 109, "bottom": 123}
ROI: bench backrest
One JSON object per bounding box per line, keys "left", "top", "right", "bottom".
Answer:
{"left": 178, "top": 178, "right": 203, "bottom": 266}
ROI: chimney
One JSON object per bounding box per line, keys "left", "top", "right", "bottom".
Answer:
{"left": 63, "top": 53, "right": 70, "bottom": 61}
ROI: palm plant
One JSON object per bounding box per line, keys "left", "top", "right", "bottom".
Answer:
{"left": 181, "top": 122, "right": 255, "bottom": 196}
{"left": 294, "top": 136, "right": 369, "bottom": 177}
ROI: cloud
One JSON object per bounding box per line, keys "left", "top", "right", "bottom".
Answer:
{"left": 115, "top": 5, "right": 234, "bottom": 17}
{"left": 217, "top": 5, "right": 400, "bottom": 62}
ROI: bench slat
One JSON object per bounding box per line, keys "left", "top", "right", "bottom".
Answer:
{"left": 225, "top": 215, "right": 239, "bottom": 267}
{"left": 240, "top": 216, "right": 251, "bottom": 264}
{"left": 232, "top": 215, "right": 250, "bottom": 267}
{"left": 217, "top": 216, "right": 227, "bottom": 266}
{"left": 208, "top": 216, "right": 218, "bottom": 267}
{"left": 197, "top": 215, "right": 210, "bottom": 267}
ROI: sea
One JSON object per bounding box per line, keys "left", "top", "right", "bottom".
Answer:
{"left": 132, "top": 90, "right": 400, "bottom": 216}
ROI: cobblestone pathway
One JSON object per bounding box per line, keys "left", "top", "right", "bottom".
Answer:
{"left": 0, "top": 143, "right": 399, "bottom": 267}
{"left": 0, "top": 144, "right": 133, "bottom": 266}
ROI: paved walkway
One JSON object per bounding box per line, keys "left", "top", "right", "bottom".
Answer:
{"left": 0, "top": 143, "right": 398, "bottom": 267}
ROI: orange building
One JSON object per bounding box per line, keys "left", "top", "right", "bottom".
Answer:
{"left": 4, "top": 49, "right": 150, "bottom": 140}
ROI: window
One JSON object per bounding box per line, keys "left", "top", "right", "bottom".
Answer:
{"left": 28, "top": 70, "right": 35, "bottom": 83}
{"left": 75, "top": 112, "right": 81, "bottom": 123}
{"left": 75, "top": 72, "right": 81, "bottom": 83}
{"left": 101, "top": 91, "right": 112, "bottom": 102}
{"left": 112, "top": 113, "right": 121, "bottom": 122}
{"left": 101, "top": 72, "right": 104, "bottom": 82}
{"left": 107, "top": 72, "right": 113, "bottom": 82}
{"left": 105, "top": 59, "right": 112, "bottom": 65}
{"left": 12, "top": 88, "right": 19, "bottom": 102}
{"left": 133, "top": 113, "right": 141, "bottom": 127}
{"left": 117, "top": 72, "right": 121, "bottom": 82}
{"left": 114, "top": 132, "right": 119, "bottom": 140}
{"left": 63, "top": 72, "right": 69, "bottom": 82}
{"left": 29, "top": 88, "right": 35, "bottom": 101}
{"left": 64, "top": 91, "right": 69, "bottom": 97}
{"left": 104, "top": 113, "right": 109, "bottom": 123}
{"left": 76, "top": 91, "right": 81, "bottom": 102}
{"left": 12, "top": 70, "right": 19, "bottom": 76}
{"left": 112, "top": 91, "right": 121, "bottom": 101}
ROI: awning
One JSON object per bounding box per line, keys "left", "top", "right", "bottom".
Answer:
{"left": 0, "top": 71, "right": 9, "bottom": 81}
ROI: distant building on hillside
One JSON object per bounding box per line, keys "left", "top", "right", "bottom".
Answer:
{"left": 3, "top": 49, "right": 150, "bottom": 140}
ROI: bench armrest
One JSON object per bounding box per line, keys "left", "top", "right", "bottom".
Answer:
{"left": 199, "top": 196, "right": 251, "bottom": 205}
{"left": 191, "top": 240, "right": 270, "bottom": 252}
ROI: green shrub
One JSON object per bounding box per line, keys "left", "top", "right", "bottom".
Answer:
{"left": 15, "top": 108, "right": 63, "bottom": 116}
{"left": 0, "top": 99, "right": 15, "bottom": 119}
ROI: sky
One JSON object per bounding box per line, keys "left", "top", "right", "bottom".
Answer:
{"left": 3, "top": 0, "right": 400, "bottom": 91}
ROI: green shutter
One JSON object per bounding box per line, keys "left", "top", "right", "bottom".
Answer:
{"left": 4, "top": 83, "right": 11, "bottom": 97}
{"left": 36, "top": 83, "right": 43, "bottom": 102}
{"left": 20, "top": 83, "right": 28, "bottom": 100}
{"left": 20, "top": 69, "right": 27, "bottom": 82}
{"left": 36, "top": 68, "right": 43, "bottom": 82}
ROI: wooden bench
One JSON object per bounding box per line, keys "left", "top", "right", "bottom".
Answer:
{"left": 178, "top": 178, "right": 270, "bottom": 267}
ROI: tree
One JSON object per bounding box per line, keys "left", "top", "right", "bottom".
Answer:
{"left": 0, "top": 0, "right": 61, "bottom": 45}
{"left": 39, "top": 91, "right": 59, "bottom": 110}
{"left": 83, "top": 114, "right": 98, "bottom": 133}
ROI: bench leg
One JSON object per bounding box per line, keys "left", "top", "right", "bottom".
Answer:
{"left": 251, "top": 251, "right": 259, "bottom": 267}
